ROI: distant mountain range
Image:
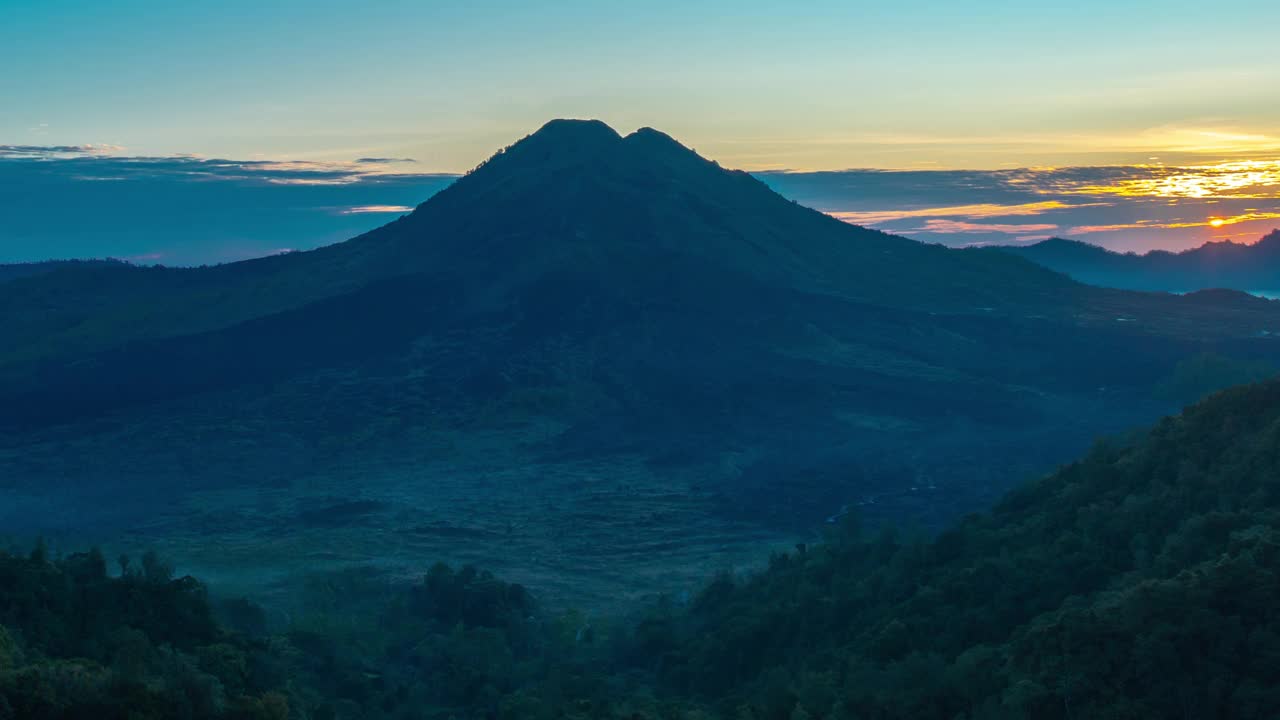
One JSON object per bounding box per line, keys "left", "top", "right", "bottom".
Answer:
{"left": 997, "top": 231, "right": 1280, "bottom": 293}
{"left": 3, "top": 120, "right": 1280, "bottom": 604}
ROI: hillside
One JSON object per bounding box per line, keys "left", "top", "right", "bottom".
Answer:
{"left": 998, "top": 231, "right": 1280, "bottom": 293}
{"left": 3, "top": 120, "right": 1280, "bottom": 608}
{"left": 628, "top": 375, "right": 1280, "bottom": 718}
{"left": 5, "top": 368, "right": 1280, "bottom": 718}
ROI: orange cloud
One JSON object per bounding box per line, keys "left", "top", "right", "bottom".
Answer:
{"left": 340, "top": 205, "right": 414, "bottom": 214}
{"left": 1069, "top": 211, "right": 1280, "bottom": 235}
{"left": 915, "top": 219, "right": 1059, "bottom": 234}
{"left": 828, "top": 201, "right": 1091, "bottom": 226}
{"left": 1060, "top": 159, "right": 1280, "bottom": 199}
{"left": 1203, "top": 211, "right": 1280, "bottom": 227}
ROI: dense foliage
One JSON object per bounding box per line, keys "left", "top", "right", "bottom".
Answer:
{"left": 0, "top": 549, "right": 637, "bottom": 720}
{"left": 6, "top": 378, "right": 1280, "bottom": 719}
{"left": 627, "top": 377, "right": 1280, "bottom": 719}
{"left": 0, "top": 546, "right": 286, "bottom": 720}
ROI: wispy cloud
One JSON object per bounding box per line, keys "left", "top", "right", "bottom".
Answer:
{"left": 828, "top": 201, "right": 1094, "bottom": 226}
{"left": 0, "top": 151, "right": 457, "bottom": 265}
{"left": 722, "top": 124, "right": 1280, "bottom": 172}
{"left": 1208, "top": 211, "right": 1280, "bottom": 226}
{"left": 0, "top": 144, "right": 125, "bottom": 158}
{"left": 912, "top": 219, "right": 1059, "bottom": 235}
{"left": 340, "top": 205, "right": 414, "bottom": 214}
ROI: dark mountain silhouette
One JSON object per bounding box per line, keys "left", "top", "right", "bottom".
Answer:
{"left": 998, "top": 231, "right": 1280, "bottom": 293}
{"left": 0, "top": 258, "right": 123, "bottom": 284}
{"left": 3, "top": 120, "right": 1280, "bottom": 600}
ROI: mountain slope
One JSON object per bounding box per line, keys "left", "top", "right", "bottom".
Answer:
{"left": 999, "top": 231, "right": 1280, "bottom": 293}
{"left": 3, "top": 120, "right": 1280, "bottom": 606}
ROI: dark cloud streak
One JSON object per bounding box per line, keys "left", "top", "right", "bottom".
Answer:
{"left": 0, "top": 144, "right": 123, "bottom": 157}
{"left": 0, "top": 154, "right": 456, "bottom": 265}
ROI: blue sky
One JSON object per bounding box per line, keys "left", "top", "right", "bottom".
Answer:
{"left": 5, "top": 0, "right": 1280, "bottom": 170}
{"left": 3, "top": 1, "right": 1280, "bottom": 262}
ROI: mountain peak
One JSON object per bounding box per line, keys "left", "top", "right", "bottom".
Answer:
{"left": 624, "top": 126, "right": 683, "bottom": 148}
{"left": 437, "top": 119, "right": 723, "bottom": 212}
{"left": 1020, "top": 237, "right": 1113, "bottom": 256}
{"left": 513, "top": 118, "right": 622, "bottom": 154}
{"left": 498, "top": 120, "right": 707, "bottom": 170}
{"left": 622, "top": 126, "right": 708, "bottom": 164}
{"left": 1256, "top": 229, "right": 1280, "bottom": 247}
{"left": 454, "top": 119, "right": 627, "bottom": 181}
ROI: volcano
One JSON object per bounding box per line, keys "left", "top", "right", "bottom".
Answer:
{"left": 2, "top": 120, "right": 1279, "bottom": 605}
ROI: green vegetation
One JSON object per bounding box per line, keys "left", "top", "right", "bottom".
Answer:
{"left": 1156, "top": 350, "right": 1276, "bottom": 403}
{"left": 6, "top": 376, "right": 1280, "bottom": 718}
{"left": 0, "top": 545, "right": 276, "bottom": 719}
{"left": 630, "top": 375, "right": 1280, "bottom": 718}
{"left": 0, "top": 549, "right": 617, "bottom": 720}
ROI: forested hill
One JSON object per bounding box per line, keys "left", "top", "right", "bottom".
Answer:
{"left": 639, "top": 373, "right": 1280, "bottom": 719}
{"left": 5, "top": 374, "right": 1280, "bottom": 718}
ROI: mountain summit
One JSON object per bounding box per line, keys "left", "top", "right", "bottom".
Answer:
{"left": 338, "top": 119, "right": 1090, "bottom": 317}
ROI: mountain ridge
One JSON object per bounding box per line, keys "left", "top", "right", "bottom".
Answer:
{"left": 997, "top": 230, "right": 1280, "bottom": 292}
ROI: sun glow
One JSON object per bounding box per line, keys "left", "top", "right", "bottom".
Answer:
{"left": 1057, "top": 159, "right": 1280, "bottom": 199}
{"left": 1210, "top": 218, "right": 1226, "bottom": 227}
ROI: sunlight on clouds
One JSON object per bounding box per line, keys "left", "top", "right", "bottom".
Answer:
{"left": 1132, "top": 127, "right": 1280, "bottom": 156}
{"left": 341, "top": 205, "right": 414, "bottom": 214}
{"left": 1067, "top": 211, "right": 1280, "bottom": 236}
{"left": 913, "top": 219, "right": 1059, "bottom": 235}
{"left": 771, "top": 162, "right": 1280, "bottom": 252}
{"left": 1059, "top": 159, "right": 1280, "bottom": 199}
{"left": 1068, "top": 220, "right": 1190, "bottom": 235}
{"left": 828, "top": 201, "right": 1081, "bottom": 226}
{"left": 1204, "top": 211, "right": 1280, "bottom": 227}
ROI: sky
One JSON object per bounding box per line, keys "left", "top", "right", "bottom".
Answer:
{"left": 3, "top": 0, "right": 1280, "bottom": 262}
